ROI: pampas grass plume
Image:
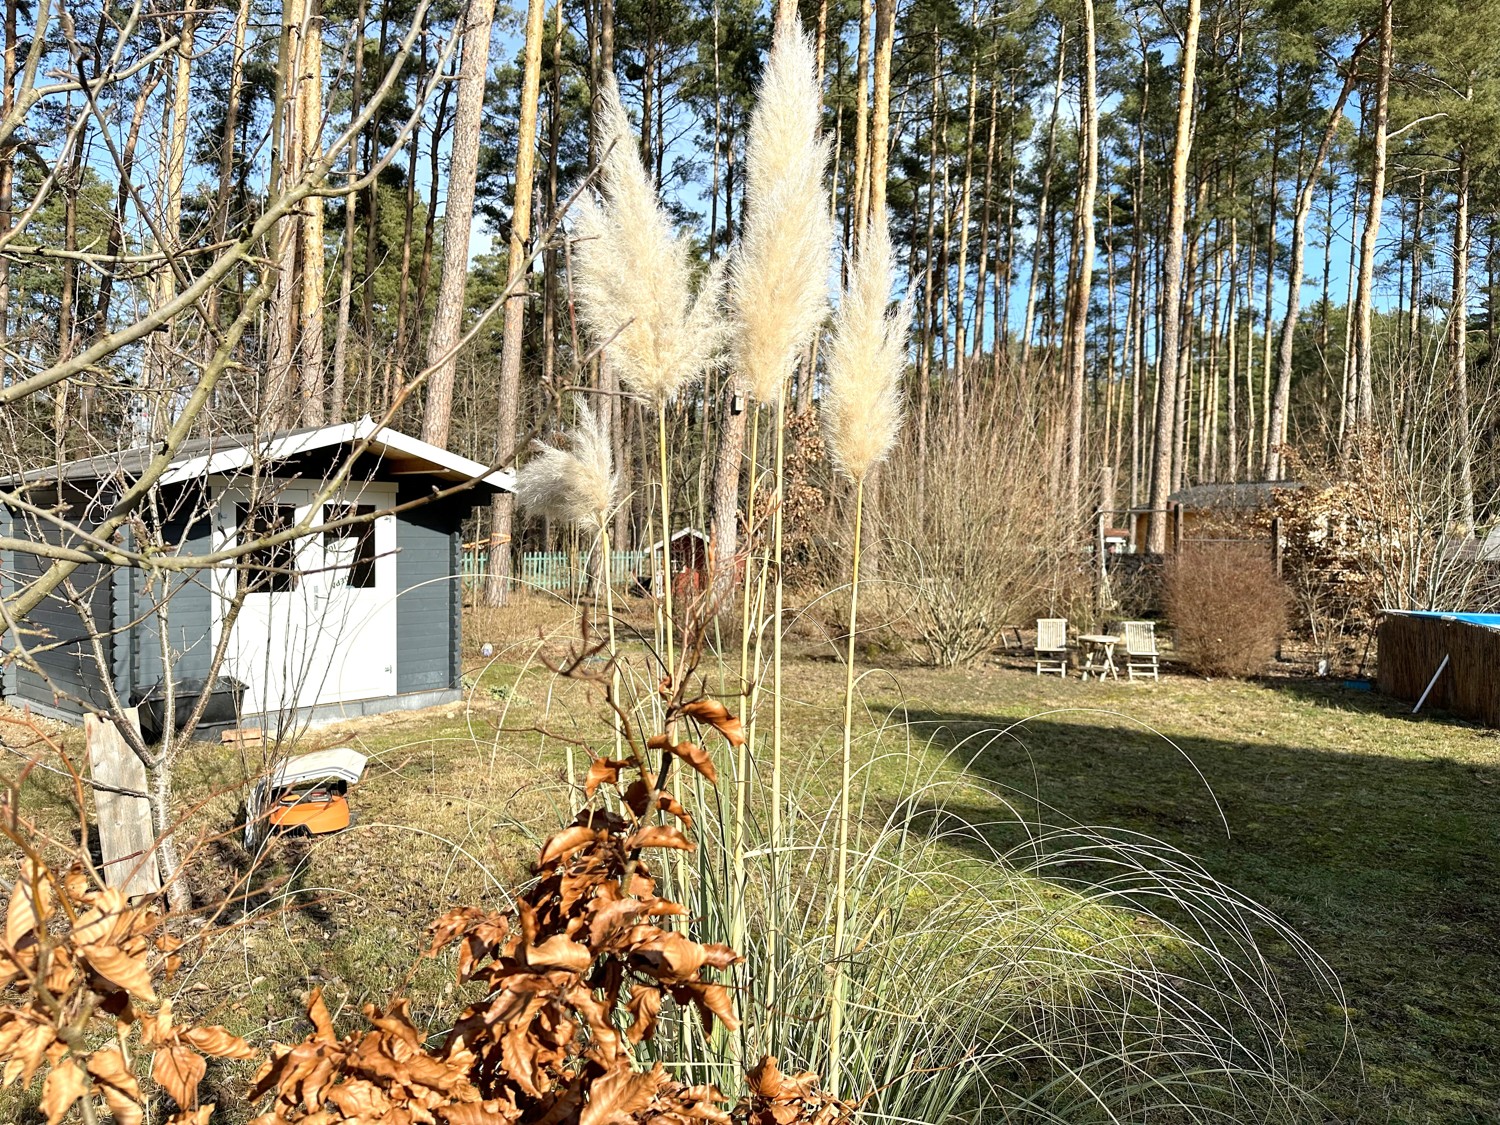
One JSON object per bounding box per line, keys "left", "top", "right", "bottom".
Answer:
{"left": 729, "top": 13, "right": 833, "bottom": 404}
{"left": 514, "top": 402, "right": 620, "bottom": 534}
{"left": 823, "top": 220, "right": 907, "bottom": 481}
{"left": 571, "top": 77, "right": 723, "bottom": 405}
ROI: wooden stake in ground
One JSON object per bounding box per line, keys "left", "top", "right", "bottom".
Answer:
{"left": 86, "top": 709, "right": 163, "bottom": 900}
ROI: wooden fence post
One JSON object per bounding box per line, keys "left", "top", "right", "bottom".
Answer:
{"left": 1271, "top": 515, "right": 1283, "bottom": 577}
{"left": 1172, "top": 503, "right": 1183, "bottom": 555}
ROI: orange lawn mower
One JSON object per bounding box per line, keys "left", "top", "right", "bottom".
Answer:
{"left": 245, "top": 748, "right": 368, "bottom": 850}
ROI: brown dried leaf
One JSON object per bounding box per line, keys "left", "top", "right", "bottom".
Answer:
{"left": 578, "top": 1061, "right": 661, "bottom": 1125}
{"left": 655, "top": 790, "right": 693, "bottom": 829}
{"left": 71, "top": 887, "right": 129, "bottom": 946}
{"left": 151, "top": 1044, "right": 205, "bottom": 1110}
{"left": 679, "top": 699, "right": 746, "bottom": 747}
{"left": 85, "top": 1047, "right": 141, "bottom": 1100}
{"left": 527, "top": 934, "right": 593, "bottom": 973}
{"left": 0, "top": 1010, "right": 57, "bottom": 1085}
{"left": 307, "top": 988, "right": 336, "bottom": 1042}
{"left": 80, "top": 943, "right": 157, "bottom": 1002}
{"left": 626, "top": 928, "right": 707, "bottom": 981}
{"left": 623, "top": 985, "right": 662, "bottom": 1045}
{"left": 6, "top": 860, "right": 50, "bottom": 948}
{"left": 61, "top": 864, "right": 88, "bottom": 904}
{"left": 165, "top": 1106, "right": 215, "bottom": 1125}
{"left": 438, "top": 1097, "right": 522, "bottom": 1124}
{"left": 647, "top": 735, "right": 718, "bottom": 785}
{"left": 623, "top": 780, "right": 651, "bottom": 818}
{"left": 39, "top": 1059, "right": 85, "bottom": 1125}
{"left": 539, "top": 826, "right": 599, "bottom": 868}
{"left": 182, "top": 1025, "right": 256, "bottom": 1059}
{"left": 673, "top": 981, "right": 740, "bottom": 1034}
{"left": 623, "top": 826, "right": 694, "bottom": 853}
{"left": 700, "top": 943, "right": 741, "bottom": 970}
{"left": 585, "top": 758, "right": 632, "bottom": 797}
{"left": 87, "top": 1048, "right": 143, "bottom": 1125}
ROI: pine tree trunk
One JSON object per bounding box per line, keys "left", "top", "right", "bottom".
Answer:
{"left": 972, "top": 76, "right": 998, "bottom": 368}
{"left": 1354, "top": 0, "right": 1393, "bottom": 431}
{"left": 1226, "top": 213, "right": 1239, "bottom": 482}
{"left": 1021, "top": 27, "right": 1066, "bottom": 377}
{"left": 487, "top": 0, "right": 546, "bottom": 606}
{"left": 1146, "top": 0, "right": 1201, "bottom": 554}
{"left": 1452, "top": 144, "right": 1475, "bottom": 534}
{"left": 422, "top": 0, "right": 497, "bottom": 443}
{"left": 1259, "top": 87, "right": 1282, "bottom": 471}
{"left": 153, "top": 0, "right": 198, "bottom": 437}
{"left": 329, "top": 0, "right": 365, "bottom": 422}
{"left": 297, "top": 0, "right": 326, "bottom": 425}
{"left": 851, "top": 0, "right": 871, "bottom": 232}
{"left": 1266, "top": 61, "right": 1357, "bottom": 478}
{"left": 868, "top": 0, "right": 894, "bottom": 226}
{"left": 1064, "top": 0, "right": 1097, "bottom": 520}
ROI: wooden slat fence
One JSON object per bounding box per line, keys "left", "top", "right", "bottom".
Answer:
{"left": 463, "top": 547, "right": 646, "bottom": 593}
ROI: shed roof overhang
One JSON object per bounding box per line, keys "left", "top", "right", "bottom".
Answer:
{"left": 3, "top": 417, "right": 515, "bottom": 494}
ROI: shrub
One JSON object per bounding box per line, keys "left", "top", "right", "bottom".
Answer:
{"left": 879, "top": 383, "right": 1085, "bottom": 667}
{"left": 1164, "top": 543, "right": 1291, "bottom": 677}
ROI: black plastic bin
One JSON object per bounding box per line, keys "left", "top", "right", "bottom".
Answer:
{"left": 131, "top": 677, "right": 246, "bottom": 743}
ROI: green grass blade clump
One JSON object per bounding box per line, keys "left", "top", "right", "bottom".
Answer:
{"left": 658, "top": 731, "right": 1344, "bottom": 1124}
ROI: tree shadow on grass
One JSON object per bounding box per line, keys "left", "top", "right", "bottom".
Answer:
{"left": 893, "top": 703, "right": 1500, "bottom": 1125}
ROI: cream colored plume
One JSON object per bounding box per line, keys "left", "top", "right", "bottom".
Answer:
{"left": 570, "top": 78, "right": 723, "bottom": 406}
{"left": 822, "top": 220, "right": 907, "bottom": 481}
{"left": 513, "top": 402, "right": 620, "bottom": 535}
{"left": 728, "top": 13, "right": 833, "bottom": 404}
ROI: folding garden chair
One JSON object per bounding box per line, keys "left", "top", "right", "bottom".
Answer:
{"left": 1122, "top": 621, "right": 1160, "bottom": 682}
{"left": 1034, "top": 618, "right": 1069, "bottom": 677}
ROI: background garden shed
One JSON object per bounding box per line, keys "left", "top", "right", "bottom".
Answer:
{"left": 1377, "top": 610, "right": 1500, "bottom": 726}
{"left": 0, "top": 418, "right": 513, "bottom": 734}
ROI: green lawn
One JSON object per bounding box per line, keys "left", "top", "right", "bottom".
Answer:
{"left": 5, "top": 603, "right": 1499, "bottom": 1122}
{"left": 846, "top": 662, "right": 1500, "bottom": 1124}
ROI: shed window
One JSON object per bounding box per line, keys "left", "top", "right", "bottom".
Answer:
{"left": 237, "top": 504, "right": 299, "bottom": 593}
{"left": 323, "top": 504, "right": 377, "bottom": 589}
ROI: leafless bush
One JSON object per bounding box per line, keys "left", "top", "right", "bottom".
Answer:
{"left": 879, "top": 385, "right": 1074, "bottom": 667}
{"left": 1272, "top": 427, "right": 1500, "bottom": 669}
{"left": 1164, "top": 544, "right": 1291, "bottom": 678}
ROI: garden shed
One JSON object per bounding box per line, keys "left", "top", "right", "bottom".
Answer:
{"left": 1128, "top": 481, "right": 1300, "bottom": 552}
{"left": 0, "top": 418, "right": 513, "bottom": 734}
{"left": 1377, "top": 610, "right": 1500, "bottom": 726}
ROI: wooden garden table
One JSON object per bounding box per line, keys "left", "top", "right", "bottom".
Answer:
{"left": 1078, "top": 634, "right": 1122, "bottom": 681}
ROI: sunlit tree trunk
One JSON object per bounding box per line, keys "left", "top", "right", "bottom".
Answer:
{"left": 1064, "top": 0, "right": 1097, "bottom": 520}
{"left": 1146, "top": 0, "right": 1201, "bottom": 554}
{"left": 1021, "top": 26, "right": 1066, "bottom": 377}
{"left": 417, "top": 0, "right": 492, "bottom": 434}
{"left": 1267, "top": 61, "right": 1358, "bottom": 478}
{"left": 1452, "top": 143, "right": 1475, "bottom": 534}
{"left": 1354, "top": 0, "right": 1393, "bottom": 432}
{"left": 487, "top": 0, "right": 545, "bottom": 606}
{"left": 330, "top": 0, "right": 361, "bottom": 421}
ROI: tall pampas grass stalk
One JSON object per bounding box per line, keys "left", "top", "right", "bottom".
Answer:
{"left": 820, "top": 216, "right": 907, "bottom": 1094}
{"left": 513, "top": 401, "right": 624, "bottom": 768}
{"left": 571, "top": 75, "right": 723, "bottom": 681}
{"left": 726, "top": 11, "right": 832, "bottom": 1021}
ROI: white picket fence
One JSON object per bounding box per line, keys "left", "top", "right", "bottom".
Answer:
{"left": 462, "top": 548, "right": 646, "bottom": 593}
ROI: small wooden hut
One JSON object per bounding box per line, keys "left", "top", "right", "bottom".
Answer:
{"left": 1377, "top": 610, "right": 1500, "bottom": 725}
{"left": 647, "top": 528, "right": 709, "bottom": 599}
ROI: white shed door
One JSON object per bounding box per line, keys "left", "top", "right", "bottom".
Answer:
{"left": 214, "top": 483, "right": 398, "bottom": 717}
